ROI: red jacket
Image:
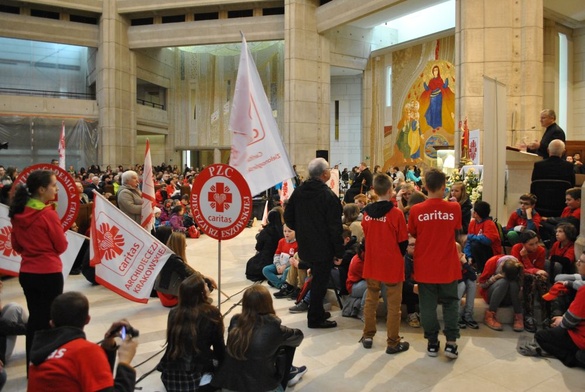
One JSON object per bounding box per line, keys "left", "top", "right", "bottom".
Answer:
{"left": 11, "top": 202, "right": 67, "bottom": 274}
{"left": 468, "top": 218, "right": 502, "bottom": 256}
{"left": 511, "top": 243, "right": 545, "bottom": 275}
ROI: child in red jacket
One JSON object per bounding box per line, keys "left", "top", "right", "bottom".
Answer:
{"left": 464, "top": 201, "right": 502, "bottom": 273}
{"left": 511, "top": 230, "right": 549, "bottom": 332}
{"left": 547, "top": 223, "right": 577, "bottom": 282}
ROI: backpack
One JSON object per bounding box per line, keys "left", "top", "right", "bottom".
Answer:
{"left": 245, "top": 253, "right": 270, "bottom": 282}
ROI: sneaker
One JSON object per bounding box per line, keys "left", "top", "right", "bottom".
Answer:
{"left": 289, "top": 301, "right": 309, "bottom": 313}
{"left": 524, "top": 317, "right": 537, "bottom": 333}
{"left": 465, "top": 318, "right": 479, "bottom": 329}
{"left": 458, "top": 318, "right": 467, "bottom": 329}
{"left": 287, "top": 365, "right": 307, "bottom": 387}
{"left": 360, "top": 337, "right": 373, "bottom": 349}
{"left": 274, "top": 284, "right": 294, "bottom": 299}
{"left": 444, "top": 343, "right": 459, "bottom": 359}
{"left": 408, "top": 313, "right": 421, "bottom": 328}
{"left": 386, "top": 341, "right": 410, "bottom": 354}
{"left": 288, "top": 288, "right": 301, "bottom": 301}
{"left": 427, "top": 341, "right": 440, "bottom": 357}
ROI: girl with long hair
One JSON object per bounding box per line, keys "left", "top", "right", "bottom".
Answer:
{"left": 449, "top": 182, "right": 472, "bottom": 234}
{"left": 154, "top": 229, "right": 216, "bottom": 307}
{"left": 158, "top": 272, "right": 225, "bottom": 391}
{"left": 214, "top": 286, "right": 305, "bottom": 391}
{"left": 9, "top": 170, "right": 67, "bottom": 364}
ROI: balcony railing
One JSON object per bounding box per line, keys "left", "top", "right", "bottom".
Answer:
{"left": 137, "top": 98, "right": 165, "bottom": 110}
{"left": 0, "top": 87, "right": 96, "bottom": 100}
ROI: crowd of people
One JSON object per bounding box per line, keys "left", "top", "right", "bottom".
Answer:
{"left": 1, "top": 109, "right": 585, "bottom": 390}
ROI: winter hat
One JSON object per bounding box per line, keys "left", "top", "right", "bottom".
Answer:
{"left": 542, "top": 282, "right": 569, "bottom": 301}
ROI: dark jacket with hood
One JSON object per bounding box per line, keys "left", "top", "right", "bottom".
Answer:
{"left": 284, "top": 178, "right": 344, "bottom": 264}
{"left": 28, "top": 326, "right": 135, "bottom": 392}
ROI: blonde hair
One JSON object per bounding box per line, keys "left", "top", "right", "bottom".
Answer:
{"left": 166, "top": 232, "right": 187, "bottom": 262}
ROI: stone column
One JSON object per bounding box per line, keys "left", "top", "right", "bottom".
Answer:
{"left": 284, "top": 0, "right": 331, "bottom": 173}
{"left": 97, "top": 0, "right": 135, "bottom": 167}
{"left": 455, "top": 0, "right": 544, "bottom": 148}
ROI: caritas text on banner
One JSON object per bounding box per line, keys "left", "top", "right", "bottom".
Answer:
{"left": 90, "top": 192, "right": 172, "bottom": 303}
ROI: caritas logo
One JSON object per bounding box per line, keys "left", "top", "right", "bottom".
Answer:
{"left": 93, "top": 211, "right": 144, "bottom": 276}
{"left": 95, "top": 222, "right": 125, "bottom": 261}
{"left": 0, "top": 226, "right": 17, "bottom": 257}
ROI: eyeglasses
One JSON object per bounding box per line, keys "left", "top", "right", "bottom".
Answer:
{"left": 407, "top": 243, "right": 416, "bottom": 247}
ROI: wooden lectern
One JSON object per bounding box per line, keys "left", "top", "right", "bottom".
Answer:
{"left": 505, "top": 147, "right": 541, "bottom": 218}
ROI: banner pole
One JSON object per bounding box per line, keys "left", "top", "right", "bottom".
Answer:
{"left": 218, "top": 238, "right": 221, "bottom": 313}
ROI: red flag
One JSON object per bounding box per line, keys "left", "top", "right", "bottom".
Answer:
{"left": 141, "top": 139, "right": 156, "bottom": 231}
{"left": 58, "top": 121, "right": 66, "bottom": 169}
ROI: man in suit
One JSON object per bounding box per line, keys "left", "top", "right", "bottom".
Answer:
{"left": 343, "top": 162, "right": 373, "bottom": 203}
{"left": 531, "top": 139, "right": 575, "bottom": 186}
{"left": 528, "top": 109, "right": 566, "bottom": 159}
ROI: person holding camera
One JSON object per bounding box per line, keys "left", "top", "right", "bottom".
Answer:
{"left": 28, "top": 292, "right": 138, "bottom": 392}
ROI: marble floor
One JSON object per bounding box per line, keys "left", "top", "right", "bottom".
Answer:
{"left": 3, "top": 226, "right": 583, "bottom": 391}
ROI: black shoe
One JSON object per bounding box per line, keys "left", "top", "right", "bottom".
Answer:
{"left": 386, "top": 341, "right": 410, "bottom": 354}
{"left": 274, "top": 284, "right": 294, "bottom": 299}
{"left": 458, "top": 318, "right": 467, "bottom": 329}
{"left": 324, "top": 311, "right": 331, "bottom": 319}
{"left": 288, "top": 288, "right": 301, "bottom": 301}
{"left": 524, "top": 317, "right": 537, "bottom": 333}
{"left": 465, "top": 319, "right": 479, "bottom": 329}
{"left": 308, "top": 320, "right": 337, "bottom": 329}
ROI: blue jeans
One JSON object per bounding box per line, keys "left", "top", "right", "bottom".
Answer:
{"left": 262, "top": 265, "right": 290, "bottom": 289}
{"left": 457, "top": 279, "right": 476, "bottom": 321}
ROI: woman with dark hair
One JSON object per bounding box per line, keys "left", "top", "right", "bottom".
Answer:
{"left": 169, "top": 205, "right": 187, "bottom": 233}
{"left": 9, "top": 170, "right": 67, "bottom": 363}
{"left": 214, "top": 286, "right": 305, "bottom": 391}
{"left": 158, "top": 272, "right": 224, "bottom": 391}
{"left": 245, "top": 209, "right": 284, "bottom": 282}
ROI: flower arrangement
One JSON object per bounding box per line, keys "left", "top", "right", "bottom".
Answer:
{"left": 463, "top": 169, "right": 482, "bottom": 204}
{"left": 448, "top": 168, "right": 483, "bottom": 204}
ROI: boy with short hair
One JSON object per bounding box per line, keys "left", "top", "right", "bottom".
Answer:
{"left": 408, "top": 169, "right": 462, "bottom": 359}
{"left": 464, "top": 200, "right": 502, "bottom": 273}
{"left": 360, "top": 173, "right": 409, "bottom": 354}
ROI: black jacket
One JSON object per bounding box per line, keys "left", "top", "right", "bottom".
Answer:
{"left": 530, "top": 122, "right": 565, "bottom": 158}
{"left": 213, "top": 314, "right": 303, "bottom": 392}
{"left": 284, "top": 178, "right": 344, "bottom": 263}
{"left": 531, "top": 156, "right": 575, "bottom": 186}
{"left": 30, "top": 326, "right": 135, "bottom": 392}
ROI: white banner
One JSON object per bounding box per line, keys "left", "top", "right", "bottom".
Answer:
{"left": 90, "top": 192, "right": 172, "bottom": 303}
{"left": 468, "top": 129, "right": 480, "bottom": 165}
{"left": 328, "top": 169, "right": 340, "bottom": 197}
{"left": 228, "top": 36, "right": 295, "bottom": 196}
{"left": 0, "top": 204, "right": 84, "bottom": 279}
{"left": 278, "top": 178, "right": 295, "bottom": 204}
{"left": 141, "top": 139, "right": 156, "bottom": 231}
{"left": 58, "top": 121, "right": 66, "bottom": 170}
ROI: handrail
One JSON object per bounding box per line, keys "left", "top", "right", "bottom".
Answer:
{"left": 0, "top": 87, "right": 95, "bottom": 100}
{"left": 136, "top": 98, "right": 165, "bottom": 110}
